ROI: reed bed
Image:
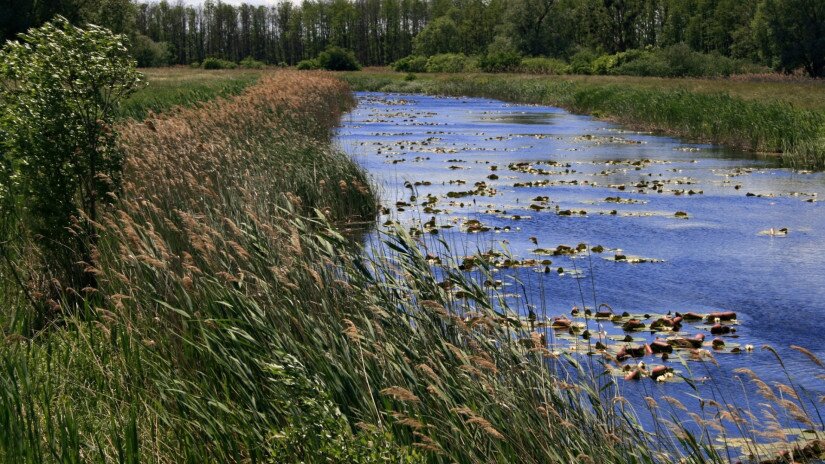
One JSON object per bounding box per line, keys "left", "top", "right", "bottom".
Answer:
{"left": 343, "top": 72, "right": 825, "bottom": 170}
{"left": 1, "top": 70, "right": 823, "bottom": 463}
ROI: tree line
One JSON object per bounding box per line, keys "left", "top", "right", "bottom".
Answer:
{"left": 3, "top": 0, "right": 824, "bottom": 77}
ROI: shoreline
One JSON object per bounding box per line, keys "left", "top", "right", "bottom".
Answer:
{"left": 341, "top": 71, "right": 825, "bottom": 170}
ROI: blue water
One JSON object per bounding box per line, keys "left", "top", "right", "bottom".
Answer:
{"left": 337, "top": 92, "right": 825, "bottom": 453}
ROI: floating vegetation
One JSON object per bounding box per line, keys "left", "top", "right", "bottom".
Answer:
{"left": 461, "top": 219, "right": 491, "bottom": 233}
{"left": 611, "top": 253, "right": 664, "bottom": 264}
{"left": 604, "top": 196, "right": 644, "bottom": 204}
{"left": 574, "top": 134, "right": 646, "bottom": 145}
{"left": 759, "top": 227, "right": 789, "bottom": 236}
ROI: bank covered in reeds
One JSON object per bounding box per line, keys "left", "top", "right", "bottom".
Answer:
{"left": 2, "top": 70, "right": 824, "bottom": 463}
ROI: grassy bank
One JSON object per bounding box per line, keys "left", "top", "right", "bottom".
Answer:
{"left": 0, "top": 69, "right": 636, "bottom": 463}
{"left": 1, "top": 68, "right": 672, "bottom": 463}
{"left": 344, "top": 71, "right": 825, "bottom": 170}
{"left": 2, "top": 69, "right": 823, "bottom": 463}
{"left": 118, "top": 67, "right": 262, "bottom": 120}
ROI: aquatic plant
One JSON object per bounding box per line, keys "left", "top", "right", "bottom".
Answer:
{"left": 342, "top": 72, "right": 825, "bottom": 170}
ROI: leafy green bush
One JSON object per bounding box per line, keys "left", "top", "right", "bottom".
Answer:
{"left": 590, "top": 53, "right": 619, "bottom": 75}
{"left": 479, "top": 52, "right": 521, "bottom": 72}
{"left": 239, "top": 56, "right": 266, "bottom": 69}
{"left": 519, "top": 57, "right": 570, "bottom": 75}
{"left": 608, "top": 50, "right": 669, "bottom": 76}
{"left": 413, "top": 15, "right": 461, "bottom": 56}
{"left": 202, "top": 57, "right": 237, "bottom": 69}
{"left": 608, "top": 44, "right": 767, "bottom": 77}
{"left": 569, "top": 49, "right": 598, "bottom": 74}
{"left": 131, "top": 33, "right": 172, "bottom": 67}
{"left": 0, "top": 16, "right": 141, "bottom": 320}
{"left": 478, "top": 35, "right": 521, "bottom": 72}
{"left": 392, "top": 55, "right": 428, "bottom": 73}
{"left": 297, "top": 59, "right": 320, "bottom": 70}
{"left": 316, "top": 46, "right": 361, "bottom": 71}
{"left": 425, "top": 53, "right": 472, "bottom": 73}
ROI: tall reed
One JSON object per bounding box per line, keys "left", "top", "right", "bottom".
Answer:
{"left": 1, "top": 70, "right": 823, "bottom": 463}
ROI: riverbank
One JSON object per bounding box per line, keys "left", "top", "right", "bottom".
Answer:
{"left": 342, "top": 71, "right": 825, "bottom": 170}
{"left": 3, "top": 69, "right": 822, "bottom": 463}
{"left": 0, "top": 70, "right": 659, "bottom": 463}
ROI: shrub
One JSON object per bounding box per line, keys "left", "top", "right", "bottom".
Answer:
{"left": 425, "top": 53, "right": 471, "bottom": 73}
{"left": 202, "top": 57, "right": 237, "bottom": 69}
{"left": 610, "top": 49, "right": 669, "bottom": 76}
{"left": 131, "top": 33, "right": 172, "bottom": 67}
{"left": 316, "top": 46, "right": 361, "bottom": 71}
{"left": 608, "top": 44, "right": 769, "bottom": 78}
{"left": 0, "top": 16, "right": 141, "bottom": 320}
{"left": 479, "top": 52, "right": 521, "bottom": 72}
{"left": 591, "top": 53, "right": 619, "bottom": 75}
{"left": 413, "top": 15, "right": 461, "bottom": 56}
{"left": 239, "top": 56, "right": 266, "bottom": 69}
{"left": 569, "top": 48, "right": 598, "bottom": 74}
{"left": 391, "top": 55, "right": 428, "bottom": 73}
{"left": 297, "top": 59, "right": 320, "bottom": 70}
{"left": 519, "top": 57, "right": 570, "bottom": 75}
{"left": 478, "top": 35, "right": 522, "bottom": 73}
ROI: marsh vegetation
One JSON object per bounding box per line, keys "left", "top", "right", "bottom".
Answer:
{"left": 2, "top": 9, "right": 825, "bottom": 464}
{"left": 344, "top": 72, "right": 825, "bottom": 170}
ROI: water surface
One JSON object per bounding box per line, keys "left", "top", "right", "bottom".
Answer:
{"left": 337, "top": 92, "right": 825, "bottom": 445}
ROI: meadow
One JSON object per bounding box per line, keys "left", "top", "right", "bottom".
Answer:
{"left": 344, "top": 70, "right": 825, "bottom": 170}
{"left": 117, "top": 67, "right": 262, "bottom": 120}
{"left": 2, "top": 67, "right": 824, "bottom": 463}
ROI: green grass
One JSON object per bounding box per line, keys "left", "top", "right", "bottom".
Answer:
{"left": 117, "top": 67, "right": 262, "bottom": 120}
{"left": 345, "top": 70, "right": 825, "bottom": 170}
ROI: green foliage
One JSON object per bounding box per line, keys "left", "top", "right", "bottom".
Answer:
{"left": 19, "top": 0, "right": 816, "bottom": 78}
{"left": 297, "top": 59, "right": 320, "bottom": 70}
{"left": 478, "top": 35, "right": 522, "bottom": 73}
{"left": 569, "top": 49, "right": 598, "bottom": 75}
{"left": 0, "top": 16, "right": 141, "bottom": 307}
{"left": 519, "top": 57, "right": 571, "bottom": 75}
{"left": 413, "top": 16, "right": 461, "bottom": 56}
{"left": 504, "top": 0, "right": 556, "bottom": 56}
{"left": 316, "top": 46, "right": 361, "bottom": 71}
{"left": 239, "top": 56, "right": 266, "bottom": 69}
{"left": 754, "top": 0, "right": 825, "bottom": 77}
{"left": 131, "top": 33, "right": 172, "bottom": 67}
{"left": 479, "top": 52, "right": 522, "bottom": 73}
{"left": 118, "top": 68, "right": 260, "bottom": 120}
{"left": 608, "top": 44, "right": 767, "bottom": 77}
{"left": 202, "top": 57, "right": 238, "bottom": 69}
{"left": 391, "top": 55, "right": 428, "bottom": 73}
{"left": 425, "top": 53, "right": 473, "bottom": 73}
{"left": 591, "top": 53, "right": 620, "bottom": 75}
